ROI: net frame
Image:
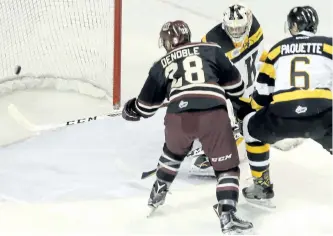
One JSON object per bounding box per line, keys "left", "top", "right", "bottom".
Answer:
{"left": 0, "top": 0, "right": 122, "bottom": 109}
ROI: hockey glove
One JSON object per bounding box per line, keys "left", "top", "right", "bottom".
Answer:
{"left": 233, "top": 98, "right": 255, "bottom": 122}
{"left": 122, "top": 98, "right": 141, "bottom": 121}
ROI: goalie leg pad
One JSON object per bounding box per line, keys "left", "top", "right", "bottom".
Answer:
{"left": 189, "top": 154, "right": 215, "bottom": 177}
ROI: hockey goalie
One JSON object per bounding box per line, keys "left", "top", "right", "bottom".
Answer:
{"left": 189, "top": 3, "right": 304, "bottom": 177}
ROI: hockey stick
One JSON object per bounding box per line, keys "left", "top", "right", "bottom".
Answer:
{"left": 8, "top": 102, "right": 170, "bottom": 133}
{"left": 8, "top": 104, "right": 122, "bottom": 133}
{"left": 140, "top": 136, "right": 244, "bottom": 179}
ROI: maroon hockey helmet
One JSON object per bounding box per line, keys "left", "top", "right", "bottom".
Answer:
{"left": 158, "top": 20, "right": 192, "bottom": 52}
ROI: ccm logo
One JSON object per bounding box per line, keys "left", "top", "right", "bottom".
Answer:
{"left": 211, "top": 154, "right": 232, "bottom": 162}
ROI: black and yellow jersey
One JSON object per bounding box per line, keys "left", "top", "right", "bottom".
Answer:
{"left": 201, "top": 15, "right": 267, "bottom": 95}
{"left": 251, "top": 32, "right": 332, "bottom": 118}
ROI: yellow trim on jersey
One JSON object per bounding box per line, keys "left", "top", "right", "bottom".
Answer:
{"left": 267, "top": 45, "right": 281, "bottom": 61}
{"left": 246, "top": 143, "right": 270, "bottom": 154}
{"left": 251, "top": 27, "right": 263, "bottom": 44}
{"left": 201, "top": 35, "right": 207, "bottom": 43}
{"left": 239, "top": 97, "right": 251, "bottom": 103}
{"left": 225, "top": 27, "right": 263, "bottom": 60}
{"left": 323, "top": 43, "right": 332, "bottom": 55}
{"left": 259, "top": 50, "right": 268, "bottom": 62}
{"left": 259, "top": 63, "right": 276, "bottom": 79}
{"left": 250, "top": 98, "right": 263, "bottom": 110}
{"left": 272, "top": 89, "right": 332, "bottom": 104}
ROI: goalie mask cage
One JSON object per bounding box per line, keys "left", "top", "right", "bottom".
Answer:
{"left": 0, "top": 0, "right": 122, "bottom": 108}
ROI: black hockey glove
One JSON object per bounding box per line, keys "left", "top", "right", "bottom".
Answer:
{"left": 122, "top": 98, "right": 141, "bottom": 121}
{"left": 232, "top": 98, "right": 255, "bottom": 122}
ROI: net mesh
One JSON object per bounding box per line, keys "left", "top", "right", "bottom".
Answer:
{"left": 0, "top": 0, "right": 114, "bottom": 99}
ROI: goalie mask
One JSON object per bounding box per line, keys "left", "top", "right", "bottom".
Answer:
{"left": 222, "top": 4, "right": 253, "bottom": 47}
{"left": 159, "top": 20, "right": 191, "bottom": 52}
{"left": 285, "top": 6, "right": 319, "bottom": 35}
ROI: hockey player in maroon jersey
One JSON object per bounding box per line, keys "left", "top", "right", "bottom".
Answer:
{"left": 122, "top": 20, "right": 253, "bottom": 234}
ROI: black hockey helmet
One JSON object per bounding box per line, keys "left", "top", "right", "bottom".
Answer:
{"left": 286, "top": 6, "right": 319, "bottom": 35}
{"left": 158, "top": 20, "right": 191, "bottom": 52}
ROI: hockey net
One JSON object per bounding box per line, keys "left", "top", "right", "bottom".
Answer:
{"left": 0, "top": 0, "right": 121, "bottom": 108}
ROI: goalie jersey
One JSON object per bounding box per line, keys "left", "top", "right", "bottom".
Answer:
{"left": 202, "top": 15, "right": 266, "bottom": 97}
{"left": 251, "top": 31, "right": 332, "bottom": 117}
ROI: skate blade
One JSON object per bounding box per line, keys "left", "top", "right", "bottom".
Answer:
{"left": 147, "top": 205, "right": 157, "bottom": 218}
{"left": 223, "top": 228, "right": 255, "bottom": 235}
{"left": 147, "top": 204, "right": 161, "bottom": 218}
{"left": 245, "top": 198, "right": 276, "bottom": 211}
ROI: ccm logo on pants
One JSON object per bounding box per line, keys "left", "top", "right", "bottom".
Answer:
{"left": 211, "top": 154, "right": 232, "bottom": 162}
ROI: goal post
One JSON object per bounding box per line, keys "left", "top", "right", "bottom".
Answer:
{"left": 113, "top": 0, "right": 122, "bottom": 109}
{"left": 0, "top": 0, "right": 122, "bottom": 109}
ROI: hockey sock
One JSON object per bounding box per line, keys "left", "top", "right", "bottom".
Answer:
{"left": 215, "top": 167, "right": 240, "bottom": 211}
{"left": 246, "top": 141, "right": 271, "bottom": 187}
{"left": 156, "top": 144, "right": 186, "bottom": 184}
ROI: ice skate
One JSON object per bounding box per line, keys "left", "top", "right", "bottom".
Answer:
{"left": 213, "top": 203, "right": 253, "bottom": 235}
{"left": 242, "top": 183, "right": 275, "bottom": 209}
{"left": 147, "top": 179, "right": 169, "bottom": 217}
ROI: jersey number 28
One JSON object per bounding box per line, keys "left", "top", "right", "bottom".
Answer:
{"left": 165, "top": 55, "right": 205, "bottom": 88}
{"left": 290, "top": 56, "right": 310, "bottom": 89}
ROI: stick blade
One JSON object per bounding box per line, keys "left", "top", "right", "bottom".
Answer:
{"left": 141, "top": 169, "right": 157, "bottom": 179}
{"left": 8, "top": 104, "right": 40, "bottom": 132}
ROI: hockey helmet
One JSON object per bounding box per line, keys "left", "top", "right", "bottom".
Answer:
{"left": 158, "top": 20, "right": 192, "bottom": 52}
{"left": 286, "top": 6, "right": 319, "bottom": 35}
{"left": 222, "top": 3, "right": 253, "bottom": 46}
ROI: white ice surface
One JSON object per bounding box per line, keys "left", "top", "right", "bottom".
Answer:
{"left": 0, "top": 109, "right": 332, "bottom": 235}
{"left": 0, "top": 0, "right": 332, "bottom": 235}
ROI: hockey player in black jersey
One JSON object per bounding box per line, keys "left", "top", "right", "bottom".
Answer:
{"left": 122, "top": 20, "right": 253, "bottom": 234}
{"left": 235, "top": 6, "right": 332, "bottom": 208}
{"left": 190, "top": 3, "right": 269, "bottom": 177}
{"left": 202, "top": 3, "right": 266, "bottom": 90}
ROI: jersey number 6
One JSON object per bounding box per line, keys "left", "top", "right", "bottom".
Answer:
{"left": 165, "top": 55, "right": 205, "bottom": 88}
{"left": 290, "top": 56, "right": 310, "bottom": 89}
